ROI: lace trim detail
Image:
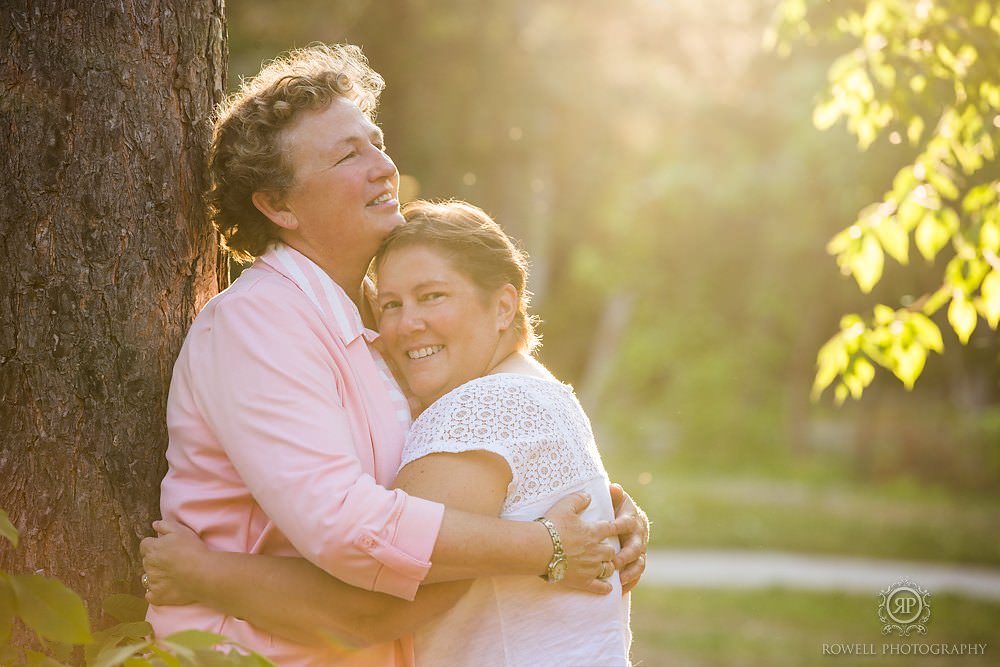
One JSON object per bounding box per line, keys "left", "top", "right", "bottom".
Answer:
{"left": 400, "top": 374, "right": 605, "bottom": 512}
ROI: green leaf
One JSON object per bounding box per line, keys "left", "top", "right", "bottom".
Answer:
{"left": 873, "top": 304, "right": 895, "bottom": 325}
{"left": 813, "top": 99, "right": 842, "bottom": 130}
{"left": 906, "top": 116, "right": 924, "bottom": 144}
{"left": 854, "top": 357, "right": 876, "bottom": 386}
{"left": 102, "top": 595, "right": 149, "bottom": 624}
{"left": 826, "top": 226, "right": 857, "bottom": 255}
{"left": 145, "top": 645, "right": 182, "bottom": 667}
{"left": 980, "top": 269, "right": 1000, "bottom": 328}
{"left": 962, "top": 182, "right": 998, "bottom": 214}
{"left": 891, "top": 343, "right": 927, "bottom": 390}
{"left": 162, "top": 630, "right": 227, "bottom": 651}
{"left": 909, "top": 313, "right": 944, "bottom": 352}
{"left": 948, "top": 295, "right": 978, "bottom": 343}
{"left": 9, "top": 574, "right": 92, "bottom": 645}
{"left": 24, "top": 650, "right": 68, "bottom": 667}
{"left": 926, "top": 169, "right": 959, "bottom": 200}
{"left": 91, "top": 621, "right": 152, "bottom": 648}
{"left": 89, "top": 642, "right": 150, "bottom": 667}
{"left": 853, "top": 234, "right": 884, "bottom": 292}
{"left": 813, "top": 336, "right": 848, "bottom": 400}
{"left": 981, "top": 219, "right": 1000, "bottom": 253}
{"left": 973, "top": 1, "right": 993, "bottom": 25}
{"left": 896, "top": 198, "right": 925, "bottom": 232}
{"left": 875, "top": 219, "right": 909, "bottom": 264}
{"left": 915, "top": 214, "right": 952, "bottom": 261}
{"left": 0, "top": 510, "right": 18, "bottom": 548}
{"left": 856, "top": 117, "right": 877, "bottom": 150}
{"left": 250, "top": 653, "right": 277, "bottom": 667}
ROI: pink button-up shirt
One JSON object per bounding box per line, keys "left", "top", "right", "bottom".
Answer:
{"left": 147, "top": 244, "right": 445, "bottom": 666}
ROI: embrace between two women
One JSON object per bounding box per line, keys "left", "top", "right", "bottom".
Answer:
{"left": 140, "top": 43, "right": 649, "bottom": 667}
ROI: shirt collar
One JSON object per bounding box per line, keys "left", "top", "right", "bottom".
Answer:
{"left": 258, "top": 243, "right": 378, "bottom": 344}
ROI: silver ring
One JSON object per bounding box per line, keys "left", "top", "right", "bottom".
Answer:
{"left": 141, "top": 573, "right": 150, "bottom": 590}
{"left": 597, "top": 561, "right": 613, "bottom": 579}
{"left": 639, "top": 553, "right": 646, "bottom": 566}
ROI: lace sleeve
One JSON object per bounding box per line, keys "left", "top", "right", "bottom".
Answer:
{"left": 400, "top": 375, "right": 533, "bottom": 472}
{"left": 400, "top": 374, "right": 605, "bottom": 511}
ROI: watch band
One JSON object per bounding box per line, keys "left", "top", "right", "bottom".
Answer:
{"left": 534, "top": 517, "right": 565, "bottom": 581}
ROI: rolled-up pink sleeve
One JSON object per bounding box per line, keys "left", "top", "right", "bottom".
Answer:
{"left": 190, "top": 280, "right": 444, "bottom": 600}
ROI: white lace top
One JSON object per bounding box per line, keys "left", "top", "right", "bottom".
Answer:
{"left": 400, "top": 373, "right": 632, "bottom": 667}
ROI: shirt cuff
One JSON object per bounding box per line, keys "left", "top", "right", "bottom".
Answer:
{"left": 355, "top": 495, "right": 445, "bottom": 600}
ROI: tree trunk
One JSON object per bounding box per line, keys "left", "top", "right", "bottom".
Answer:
{"left": 0, "top": 0, "right": 226, "bottom": 617}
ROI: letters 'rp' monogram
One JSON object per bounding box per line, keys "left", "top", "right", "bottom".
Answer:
{"left": 893, "top": 595, "right": 917, "bottom": 615}
{"left": 878, "top": 579, "right": 930, "bottom": 637}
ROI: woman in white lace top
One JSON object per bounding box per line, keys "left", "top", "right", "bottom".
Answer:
{"left": 376, "top": 201, "right": 631, "bottom": 666}
{"left": 141, "top": 200, "right": 634, "bottom": 666}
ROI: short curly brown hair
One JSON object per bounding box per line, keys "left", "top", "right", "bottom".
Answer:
{"left": 373, "top": 200, "right": 542, "bottom": 353}
{"left": 208, "top": 43, "right": 385, "bottom": 262}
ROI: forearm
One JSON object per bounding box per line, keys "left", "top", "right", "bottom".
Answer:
{"left": 422, "top": 508, "right": 551, "bottom": 583}
{"left": 190, "top": 550, "right": 467, "bottom": 647}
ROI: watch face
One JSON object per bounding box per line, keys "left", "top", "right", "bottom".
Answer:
{"left": 551, "top": 558, "right": 568, "bottom": 582}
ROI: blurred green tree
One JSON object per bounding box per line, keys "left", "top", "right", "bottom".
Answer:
{"left": 226, "top": 0, "right": 1000, "bottom": 487}
{"left": 770, "top": 0, "right": 1000, "bottom": 402}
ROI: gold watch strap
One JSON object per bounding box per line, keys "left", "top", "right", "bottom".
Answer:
{"left": 534, "top": 517, "right": 565, "bottom": 579}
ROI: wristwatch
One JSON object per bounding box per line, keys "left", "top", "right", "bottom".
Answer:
{"left": 534, "top": 517, "right": 567, "bottom": 583}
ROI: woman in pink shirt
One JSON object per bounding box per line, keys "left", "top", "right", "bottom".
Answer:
{"left": 146, "top": 200, "right": 635, "bottom": 665}
{"left": 146, "top": 43, "right": 648, "bottom": 666}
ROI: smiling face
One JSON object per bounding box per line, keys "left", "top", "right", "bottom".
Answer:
{"left": 376, "top": 244, "right": 518, "bottom": 406}
{"left": 252, "top": 96, "right": 403, "bottom": 284}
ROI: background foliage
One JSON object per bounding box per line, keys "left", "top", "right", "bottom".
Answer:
{"left": 226, "top": 0, "right": 999, "bottom": 492}
{"left": 769, "top": 0, "right": 1000, "bottom": 403}
{"left": 7, "top": 2, "right": 996, "bottom": 664}
{"left": 0, "top": 510, "right": 274, "bottom": 666}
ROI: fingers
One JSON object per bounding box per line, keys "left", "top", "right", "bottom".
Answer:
{"left": 604, "top": 515, "right": 638, "bottom": 541}
{"left": 608, "top": 482, "right": 625, "bottom": 513}
{"left": 569, "top": 491, "right": 591, "bottom": 514}
{"left": 619, "top": 552, "right": 647, "bottom": 594}
{"left": 597, "top": 560, "right": 616, "bottom": 580}
{"left": 613, "top": 526, "right": 644, "bottom": 568}
{"left": 582, "top": 578, "right": 614, "bottom": 595}
{"left": 152, "top": 519, "right": 184, "bottom": 535}
{"left": 563, "top": 569, "right": 615, "bottom": 595}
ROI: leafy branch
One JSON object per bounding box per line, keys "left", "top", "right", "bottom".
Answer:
{"left": 769, "top": 0, "right": 1000, "bottom": 402}
{"left": 0, "top": 509, "right": 275, "bottom": 667}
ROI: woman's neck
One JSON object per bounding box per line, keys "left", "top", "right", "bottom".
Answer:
{"left": 279, "top": 238, "right": 368, "bottom": 307}
{"left": 487, "top": 350, "right": 556, "bottom": 381}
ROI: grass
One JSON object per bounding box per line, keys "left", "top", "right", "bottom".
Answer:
{"left": 608, "top": 469, "right": 1000, "bottom": 566}
{"left": 629, "top": 586, "right": 1000, "bottom": 667}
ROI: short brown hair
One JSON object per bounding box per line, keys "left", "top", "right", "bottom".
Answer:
{"left": 373, "top": 200, "right": 541, "bottom": 353}
{"left": 208, "top": 44, "right": 384, "bottom": 262}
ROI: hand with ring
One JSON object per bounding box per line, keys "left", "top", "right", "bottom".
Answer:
{"left": 597, "top": 561, "right": 615, "bottom": 580}
{"left": 139, "top": 520, "right": 208, "bottom": 606}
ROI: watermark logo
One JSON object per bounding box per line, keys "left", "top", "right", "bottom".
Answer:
{"left": 878, "top": 578, "right": 930, "bottom": 637}
{"left": 822, "top": 580, "right": 987, "bottom": 657}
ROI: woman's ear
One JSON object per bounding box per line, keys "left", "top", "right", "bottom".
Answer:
{"left": 495, "top": 284, "right": 518, "bottom": 331}
{"left": 251, "top": 190, "right": 298, "bottom": 230}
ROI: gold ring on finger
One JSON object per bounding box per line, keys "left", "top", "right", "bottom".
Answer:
{"left": 141, "top": 573, "right": 150, "bottom": 590}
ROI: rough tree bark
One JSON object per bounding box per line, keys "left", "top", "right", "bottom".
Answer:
{"left": 0, "top": 0, "right": 226, "bottom": 616}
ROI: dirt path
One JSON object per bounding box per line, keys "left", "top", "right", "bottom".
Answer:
{"left": 643, "top": 549, "right": 1000, "bottom": 600}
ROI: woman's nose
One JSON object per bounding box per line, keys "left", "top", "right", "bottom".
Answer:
{"left": 398, "top": 307, "right": 425, "bottom": 334}
{"left": 369, "top": 146, "right": 398, "bottom": 180}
